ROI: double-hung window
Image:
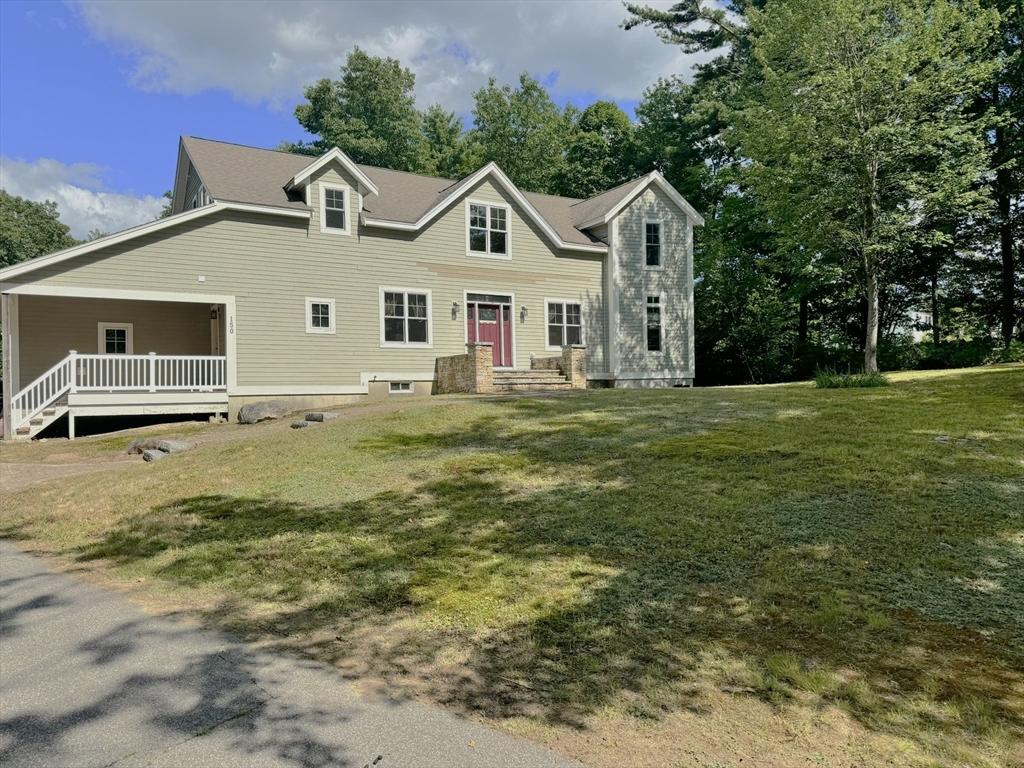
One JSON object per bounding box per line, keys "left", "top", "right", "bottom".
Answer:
{"left": 546, "top": 300, "right": 583, "bottom": 349}
{"left": 645, "top": 220, "right": 661, "bottom": 268}
{"left": 646, "top": 296, "right": 662, "bottom": 352}
{"left": 467, "top": 202, "right": 509, "bottom": 257}
{"left": 381, "top": 289, "right": 431, "bottom": 346}
{"left": 305, "top": 297, "right": 336, "bottom": 334}
{"left": 320, "top": 182, "right": 350, "bottom": 234}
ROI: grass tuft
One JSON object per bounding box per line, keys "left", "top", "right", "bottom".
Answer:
{"left": 814, "top": 367, "right": 890, "bottom": 388}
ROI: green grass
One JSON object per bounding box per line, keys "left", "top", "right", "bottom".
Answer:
{"left": 815, "top": 367, "right": 890, "bottom": 388}
{"left": 2, "top": 365, "right": 1022, "bottom": 767}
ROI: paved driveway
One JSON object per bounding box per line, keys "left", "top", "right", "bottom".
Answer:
{"left": 0, "top": 541, "right": 579, "bottom": 768}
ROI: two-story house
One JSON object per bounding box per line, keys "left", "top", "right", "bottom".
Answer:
{"left": 0, "top": 137, "right": 703, "bottom": 439}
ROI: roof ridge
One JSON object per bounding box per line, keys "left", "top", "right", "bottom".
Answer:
{"left": 569, "top": 175, "right": 648, "bottom": 207}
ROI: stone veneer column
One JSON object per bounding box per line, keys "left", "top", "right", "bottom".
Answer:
{"left": 561, "top": 345, "right": 587, "bottom": 389}
{"left": 470, "top": 342, "right": 495, "bottom": 394}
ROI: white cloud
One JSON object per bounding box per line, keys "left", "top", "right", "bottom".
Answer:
{"left": 0, "top": 157, "right": 165, "bottom": 239}
{"left": 72, "top": 0, "right": 711, "bottom": 113}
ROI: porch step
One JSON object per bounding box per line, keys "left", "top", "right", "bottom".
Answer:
{"left": 492, "top": 369, "right": 573, "bottom": 392}
{"left": 13, "top": 403, "right": 68, "bottom": 440}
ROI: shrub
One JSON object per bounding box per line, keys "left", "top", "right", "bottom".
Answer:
{"left": 985, "top": 340, "right": 1024, "bottom": 364}
{"left": 814, "top": 368, "right": 890, "bottom": 388}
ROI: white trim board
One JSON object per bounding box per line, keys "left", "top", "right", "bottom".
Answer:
{"left": 464, "top": 199, "right": 512, "bottom": 260}
{"left": 379, "top": 287, "right": 434, "bottom": 349}
{"left": 305, "top": 296, "right": 336, "bottom": 335}
{"left": 285, "top": 147, "right": 380, "bottom": 196}
{"left": 575, "top": 171, "right": 705, "bottom": 229}
{"left": 462, "top": 288, "right": 517, "bottom": 370}
{"left": 0, "top": 202, "right": 310, "bottom": 282}
{"left": 318, "top": 181, "right": 352, "bottom": 236}
{"left": 364, "top": 162, "right": 608, "bottom": 255}
{"left": 543, "top": 297, "right": 586, "bottom": 352}
{"left": 97, "top": 322, "right": 135, "bottom": 354}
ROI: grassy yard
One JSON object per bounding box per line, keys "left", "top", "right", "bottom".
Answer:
{"left": 2, "top": 365, "right": 1022, "bottom": 767}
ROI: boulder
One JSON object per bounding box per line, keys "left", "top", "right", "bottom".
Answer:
{"left": 291, "top": 420, "right": 310, "bottom": 429}
{"left": 304, "top": 411, "right": 341, "bottom": 422}
{"left": 157, "top": 439, "right": 194, "bottom": 454}
{"left": 237, "top": 400, "right": 292, "bottom": 424}
{"left": 142, "top": 449, "right": 167, "bottom": 462}
{"left": 126, "top": 437, "right": 164, "bottom": 455}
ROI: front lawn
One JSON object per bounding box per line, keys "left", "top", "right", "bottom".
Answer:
{"left": 2, "top": 365, "right": 1022, "bottom": 767}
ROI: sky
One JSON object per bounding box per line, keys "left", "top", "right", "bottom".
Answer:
{"left": 0, "top": 0, "right": 709, "bottom": 238}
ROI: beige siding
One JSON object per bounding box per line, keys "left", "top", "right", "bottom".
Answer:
{"left": 9, "top": 161, "right": 608, "bottom": 388}
{"left": 17, "top": 295, "right": 211, "bottom": 384}
{"left": 612, "top": 186, "right": 693, "bottom": 377}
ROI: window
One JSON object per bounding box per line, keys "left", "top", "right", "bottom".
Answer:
{"left": 546, "top": 300, "right": 583, "bottom": 349}
{"left": 389, "top": 381, "right": 413, "bottom": 394}
{"left": 319, "top": 182, "right": 350, "bottom": 234}
{"left": 646, "top": 296, "right": 662, "bottom": 352}
{"left": 381, "top": 288, "right": 432, "bottom": 347}
{"left": 467, "top": 201, "right": 509, "bottom": 257}
{"left": 645, "top": 220, "right": 661, "bottom": 268}
{"left": 97, "top": 323, "right": 133, "bottom": 355}
{"left": 305, "top": 297, "right": 336, "bottom": 334}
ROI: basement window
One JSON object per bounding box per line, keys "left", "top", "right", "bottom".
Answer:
{"left": 389, "top": 381, "right": 413, "bottom": 394}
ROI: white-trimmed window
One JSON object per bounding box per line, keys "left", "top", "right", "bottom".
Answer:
{"left": 380, "top": 288, "right": 432, "bottom": 347}
{"left": 319, "top": 182, "right": 351, "bottom": 235}
{"left": 97, "top": 322, "right": 133, "bottom": 354}
{"left": 305, "top": 297, "right": 336, "bottom": 334}
{"left": 389, "top": 381, "right": 413, "bottom": 394}
{"left": 545, "top": 300, "right": 583, "bottom": 350}
{"left": 644, "top": 220, "right": 662, "bottom": 268}
{"left": 466, "top": 201, "right": 509, "bottom": 257}
{"left": 646, "top": 295, "right": 662, "bottom": 352}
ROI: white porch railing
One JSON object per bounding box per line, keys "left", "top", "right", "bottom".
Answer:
{"left": 10, "top": 352, "right": 228, "bottom": 433}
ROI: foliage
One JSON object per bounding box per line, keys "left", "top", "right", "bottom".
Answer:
{"left": 158, "top": 190, "right": 173, "bottom": 219}
{"left": 3, "top": 367, "right": 1022, "bottom": 766}
{"left": 420, "top": 105, "right": 472, "bottom": 179}
{"left": 466, "top": 73, "right": 569, "bottom": 194}
{"left": 0, "top": 190, "right": 77, "bottom": 268}
{"left": 814, "top": 368, "right": 889, "bottom": 388}
{"left": 289, "top": 48, "right": 427, "bottom": 171}
{"left": 556, "top": 101, "right": 637, "bottom": 198}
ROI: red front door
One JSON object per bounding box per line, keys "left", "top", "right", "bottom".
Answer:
{"left": 467, "top": 301, "right": 513, "bottom": 367}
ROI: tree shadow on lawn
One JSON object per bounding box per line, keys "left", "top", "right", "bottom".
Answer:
{"left": 73, "top": 378, "right": 1024, "bottom": 761}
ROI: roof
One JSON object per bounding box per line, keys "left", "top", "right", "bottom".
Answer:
{"left": 180, "top": 137, "right": 701, "bottom": 248}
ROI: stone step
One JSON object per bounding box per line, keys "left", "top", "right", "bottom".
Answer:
{"left": 493, "top": 381, "right": 573, "bottom": 392}
{"left": 494, "top": 369, "right": 566, "bottom": 378}
{"left": 493, "top": 376, "right": 570, "bottom": 386}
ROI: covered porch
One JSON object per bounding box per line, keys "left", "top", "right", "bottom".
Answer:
{"left": 2, "top": 287, "right": 236, "bottom": 440}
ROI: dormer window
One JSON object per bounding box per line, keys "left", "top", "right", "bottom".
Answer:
{"left": 319, "top": 182, "right": 351, "bottom": 235}
{"left": 467, "top": 201, "right": 509, "bottom": 258}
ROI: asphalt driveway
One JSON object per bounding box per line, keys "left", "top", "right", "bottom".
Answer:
{"left": 0, "top": 540, "right": 578, "bottom": 768}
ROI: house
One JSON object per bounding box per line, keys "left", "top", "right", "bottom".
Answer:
{"left": 0, "top": 137, "right": 703, "bottom": 439}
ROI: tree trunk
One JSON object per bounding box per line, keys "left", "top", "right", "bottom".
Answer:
{"left": 931, "top": 261, "right": 941, "bottom": 345}
{"left": 798, "top": 294, "right": 809, "bottom": 343}
{"left": 865, "top": 259, "right": 880, "bottom": 373}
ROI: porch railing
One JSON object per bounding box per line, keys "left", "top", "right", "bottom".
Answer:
{"left": 10, "top": 352, "right": 228, "bottom": 434}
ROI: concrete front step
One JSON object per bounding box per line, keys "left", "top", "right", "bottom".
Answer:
{"left": 493, "top": 382, "right": 573, "bottom": 392}
{"left": 494, "top": 377, "right": 570, "bottom": 386}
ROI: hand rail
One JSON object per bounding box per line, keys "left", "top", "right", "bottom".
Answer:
{"left": 10, "top": 353, "right": 73, "bottom": 432}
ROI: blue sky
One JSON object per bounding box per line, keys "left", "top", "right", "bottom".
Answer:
{"left": 0, "top": 0, "right": 702, "bottom": 237}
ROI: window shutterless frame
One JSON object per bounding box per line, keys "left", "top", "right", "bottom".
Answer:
{"left": 97, "top": 322, "right": 134, "bottom": 354}
{"left": 465, "top": 199, "right": 511, "bottom": 259}
{"left": 319, "top": 181, "right": 352, "bottom": 235}
{"left": 544, "top": 298, "right": 584, "bottom": 351}
{"left": 379, "top": 287, "right": 433, "bottom": 348}
{"left": 646, "top": 295, "right": 663, "bottom": 352}
{"left": 643, "top": 218, "right": 663, "bottom": 269}
{"left": 305, "top": 297, "right": 336, "bottom": 334}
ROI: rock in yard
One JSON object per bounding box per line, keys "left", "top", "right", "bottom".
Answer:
{"left": 126, "top": 437, "right": 164, "bottom": 455}
{"left": 304, "top": 411, "right": 341, "bottom": 422}
{"left": 157, "top": 439, "right": 194, "bottom": 454}
{"left": 291, "top": 420, "right": 310, "bottom": 429}
{"left": 142, "top": 449, "right": 167, "bottom": 462}
{"left": 237, "top": 400, "right": 293, "bottom": 424}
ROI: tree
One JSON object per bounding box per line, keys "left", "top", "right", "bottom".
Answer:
{"left": 558, "top": 101, "right": 636, "bottom": 198}
{"left": 158, "top": 190, "right": 173, "bottom": 219}
{"left": 467, "top": 74, "right": 568, "bottom": 193}
{"left": 0, "top": 191, "right": 77, "bottom": 268}
{"left": 289, "top": 48, "right": 427, "bottom": 172}
{"left": 733, "top": 0, "right": 999, "bottom": 372}
{"left": 420, "top": 105, "right": 471, "bottom": 179}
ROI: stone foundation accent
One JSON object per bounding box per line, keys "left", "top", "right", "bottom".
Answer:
{"left": 530, "top": 355, "right": 563, "bottom": 371}
{"left": 561, "top": 345, "right": 587, "bottom": 389}
{"left": 434, "top": 342, "right": 495, "bottom": 394}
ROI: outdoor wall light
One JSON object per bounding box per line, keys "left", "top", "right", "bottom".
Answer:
{"left": 520, "top": 305, "right": 528, "bottom": 322}
{"left": 452, "top": 301, "right": 460, "bottom": 320}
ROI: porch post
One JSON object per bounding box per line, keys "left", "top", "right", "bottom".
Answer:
{"left": 1, "top": 293, "right": 13, "bottom": 441}
{"left": 148, "top": 352, "right": 157, "bottom": 392}
{"left": 68, "top": 350, "right": 77, "bottom": 393}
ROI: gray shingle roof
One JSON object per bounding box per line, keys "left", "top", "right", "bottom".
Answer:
{"left": 181, "top": 136, "right": 650, "bottom": 247}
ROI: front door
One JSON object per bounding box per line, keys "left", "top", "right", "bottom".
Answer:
{"left": 467, "top": 294, "right": 513, "bottom": 367}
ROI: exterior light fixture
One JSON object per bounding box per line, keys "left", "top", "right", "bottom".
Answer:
{"left": 520, "top": 305, "right": 528, "bottom": 322}
{"left": 452, "top": 301, "right": 460, "bottom": 320}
